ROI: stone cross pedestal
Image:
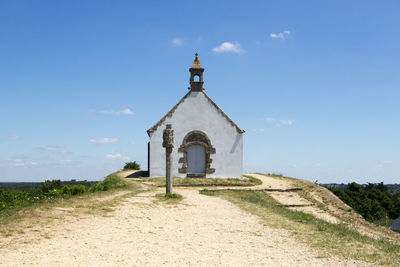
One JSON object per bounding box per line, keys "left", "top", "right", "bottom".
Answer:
{"left": 162, "top": 124, "right": 174, "bottom": 194}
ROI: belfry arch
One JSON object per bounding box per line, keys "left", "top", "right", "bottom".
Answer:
{"left": 178, "top": 130, "right": 216, "bottom": 177}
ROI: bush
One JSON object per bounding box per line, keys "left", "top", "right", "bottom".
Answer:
{"left": 88, "top": 183, "right": 107, "bottom": 192}
{"left": 62, "top": 185, "right": 88, "bottom": 196}
{"left": 0, "top": 190, "right": 34, "bottom": 211}
{"left": 38, "top": 180, "right": 63, "bottom": 193}
{"left": 97, "top": 173, "right": 129, "bottom": 189}
{"left": 70, "top": 185, "right": 88, "bottom": 195}
{"left": 329, "top": 182, "right": 400, "bottom": 225}
{"left": 48, "top": 188, "right": 63, "bottom": 198}
{"left": 1, "top": 180, "right": 94, "bottom": 213}
{"left": 0, "top": 173, "right": 130, "bottom": 215}
{"left": 123, "top": 161, "right": 140, "bottom": 170}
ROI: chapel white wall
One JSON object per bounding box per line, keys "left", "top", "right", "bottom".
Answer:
{"left": 149, "top": 91, "right": 243, "bottom": 178}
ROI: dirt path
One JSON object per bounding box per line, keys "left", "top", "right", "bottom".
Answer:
{"left": 0, "top": 179, "right": 375, "bottom": 266}
{"left": 240, "top": 174, "right": 340, "bottom": 224}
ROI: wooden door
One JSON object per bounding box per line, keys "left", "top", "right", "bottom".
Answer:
{"left": 187, "top": 145, "right": 206, "bottom": 174}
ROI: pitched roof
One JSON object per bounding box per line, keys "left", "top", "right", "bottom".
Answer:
{"left": 390, "top": 217, "right": 400, "bottom": 233}
{"left": 147, "top": 91, "right": 245, "bottom": 136}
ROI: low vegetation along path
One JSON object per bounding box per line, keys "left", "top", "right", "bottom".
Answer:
{"left": 1, "top": 175, "right": 375, "bottom": 266}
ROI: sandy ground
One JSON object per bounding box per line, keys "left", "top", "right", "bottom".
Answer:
{"left": 243, "top": 174, "right": 340, "bottom": 224}
{"left": 249, "top": 174, "right": 400, "bottom": 243}
{"left": 0, "top": 176, "right": 376, "bottom": 266}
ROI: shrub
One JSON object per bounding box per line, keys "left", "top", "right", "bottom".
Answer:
{"left": 123, "top": 161, "right": 140, "bottom": 170}
{"left": 98, "top": 174, "right": 128, "bottom": 189}
{"left": 0, "top": 173, "right": 129, "bottom": 215}
{"left": 48, "top": 188, "right": 63, "bottom": 198}
{"left": 88, "top": 183, "right": 107, "bottom": 192}
{"left": 61, "top": 185, "right": 88, "bottom": 195}
{"left": 38, "top": 180, "right": 63, "bottom": 193}
{"left": 70, "top": 185, "right": 88, "bottom": 195}
{"left": 329, "top": 182, "right": 400, "bottom": 225}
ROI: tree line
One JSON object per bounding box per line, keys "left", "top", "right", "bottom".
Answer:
{"left": 0, "top": 175, "right": 125, "bottom": 213}
{"left": 328, "top": 182, "right": 400, "bottom": 225}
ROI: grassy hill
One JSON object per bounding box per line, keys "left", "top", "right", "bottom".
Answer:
{"left": 2, "top": 171, "right": 399, "bottom": 266}
{"left": 200, "top": 174, "right": 400, "bottom": 266}
{"left": 0, "top": 173, "right": 133, "bottom": 225}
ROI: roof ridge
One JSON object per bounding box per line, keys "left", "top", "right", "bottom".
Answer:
{"left": 147, "top": 91, "right": 191, "bottom": 136}
{"left": 147, "top": 91, "right": 245, "bottom": 136}
{"left": 201, "top": 91, "right": 245, "bottom": 134}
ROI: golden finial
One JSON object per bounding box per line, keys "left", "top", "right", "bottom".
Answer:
{"left": 190, "top": 52, "right": 204, "bottom": 70}
{"left": 194, "top": 53, "right": 200, "bottom": 65}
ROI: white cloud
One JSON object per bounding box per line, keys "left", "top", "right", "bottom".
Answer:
{"left": 35, "top": 146, "right": 59, "bottom": 151}
{"left": 376, "top": 160, "right": 394, "bottom": 168}
{"left": 264, "top": 117, "right": 295, "bottom": 127}
{"left": 171, "top": 38, "right": 183, "bottom": 47}
{"left": 131, "top": 141, "right": 136, "bottom": 145}
{"left": 265, "top": 117, "right": 275, "bottom": 123}
{"left": 106, "top": 153, "right": 122, "bottom": 159}
{"left": 34, "top": 146, "right": 71, "bottom": 154}
{"left": 212, "top": 42, "right": 245, "bottom": 54}
{"left": 315, "top": 163, "right": 322, "bottom": 167}
{"left": 106, "top": 153, "right": 130, "bottom": 161}
{"left": 119, "top": 108, "right": 135, "bottom": 115}
{"left": 99, "top": 108, "right": 135, "bottom": 116}
{"left": 90, "top": 137, "right": 119, "bottom": 144}
{"left": 12, "top": 159, "right": 25, "bottom": 167}
{"left": 279, "top": 120, "right": 295, "bottom": 126}
{"left": 270, "top": 30, "right": 291, "bottom": 40}
{"left": 0, "top": 158, "right": 38, "bottom": 168}
{"left": 7, "top": 135, "right": 21, "bottom": 140}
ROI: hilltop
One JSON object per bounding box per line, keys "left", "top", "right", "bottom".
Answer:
{"left": 0, "top": 172, "right": 399, "bottom": 266}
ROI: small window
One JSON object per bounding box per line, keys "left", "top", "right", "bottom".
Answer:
{"left": 193, "top": 74, "right": 200, "bottom": 82}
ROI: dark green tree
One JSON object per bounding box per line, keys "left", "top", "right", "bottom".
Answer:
{"left": 123, "top": 161, "right": 140, "bottom": 170}
{"left": 329, "top": 182, "right": 400, "bottom": 225}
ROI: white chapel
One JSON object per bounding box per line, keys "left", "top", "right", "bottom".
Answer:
{"left": 147, "top": 54, "right": 244, "bottom": 178}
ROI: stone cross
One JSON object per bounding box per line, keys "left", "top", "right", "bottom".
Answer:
{"left": 162, "top": 124, "right": 174, "bottom": 194}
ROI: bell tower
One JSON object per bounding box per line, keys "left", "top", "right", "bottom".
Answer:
{"left": 189, "top": 53, "right": 204, "bottom": 91}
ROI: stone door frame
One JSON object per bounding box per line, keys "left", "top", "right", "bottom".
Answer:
{"left": 178, "top": 130, "right": 216, "bottom": 176}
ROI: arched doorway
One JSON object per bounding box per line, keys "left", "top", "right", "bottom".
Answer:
{"left": 187, "top": 145, "right": 206, "bottom": 174}
{"left": 178, "top": 130, "right": 216, "bottom": 177}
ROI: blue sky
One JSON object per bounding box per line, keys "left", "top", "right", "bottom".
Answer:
{"left": 0, "top": 0, "right": 399, "bottom": 183}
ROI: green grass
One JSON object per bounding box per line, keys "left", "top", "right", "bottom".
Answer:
{"left": 0, "top": 172, "right": 133, "bottom": 226}
{"left": 155, "top": 193, "right": 183, "bottom": 204}
{"left": 261, "top": 172, "right": 299, "bottom": 181}
{"left": 98, "top": 173, "right": 131, "bottom": 189}
{"left": 264, "top": 172, "right": 284, "bottom": 177}
{"left": 164, "top": 193, "right": 182, "bottom": 199}
{"left": 0, "top": 176, "right": 148, "bottom": 241}
{"left": 200, "top": 189, "right": 400, "bottom": 267}
{"left": 145, "top": 175, "right": 262, "bottom": 187}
